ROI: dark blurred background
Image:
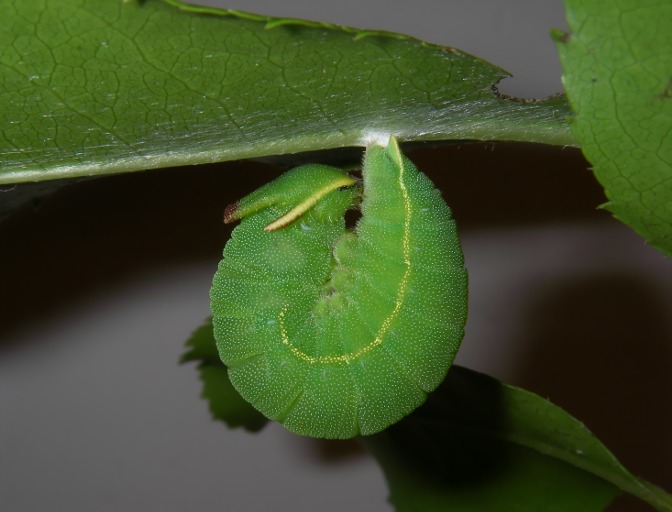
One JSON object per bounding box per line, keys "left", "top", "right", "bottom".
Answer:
{"left": 1, "top": 1, "right": 670, "bottom": 511}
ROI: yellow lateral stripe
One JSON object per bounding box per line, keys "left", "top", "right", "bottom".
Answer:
{"left": 278, "top": 139, "right": 412, "bottom": 364}
{"left": 264, "top": 175, "right": 356, "bottom": 232}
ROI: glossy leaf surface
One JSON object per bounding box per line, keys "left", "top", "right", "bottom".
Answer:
{"left": 0, "top": 0, "right": 573, "bottom": 186}
{"left": 363, "top": 366, "right": 672, "bottom": 512}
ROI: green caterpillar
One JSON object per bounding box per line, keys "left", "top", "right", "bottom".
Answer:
{"left": 210, "top": 136, "right": 467, "bottom": 439}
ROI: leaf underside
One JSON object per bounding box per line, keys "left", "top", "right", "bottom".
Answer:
{"left": 0, "top": 0, "right": 574, "bottom": 187}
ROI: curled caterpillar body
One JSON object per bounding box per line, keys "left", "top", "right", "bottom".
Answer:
{"left": 210, "top": 136, "right": 467, "bottom": 439}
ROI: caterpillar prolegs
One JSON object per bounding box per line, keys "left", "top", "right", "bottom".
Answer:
{"left": 210, "top": 136, "right": 467, "bottom": 439}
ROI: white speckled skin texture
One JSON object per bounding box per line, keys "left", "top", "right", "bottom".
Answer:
{"left": 211, "top": 138, "right": 467, "bottom": 438}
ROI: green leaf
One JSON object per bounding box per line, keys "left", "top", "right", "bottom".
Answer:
{"left": 554, "top": 0, "right": 672, "bottom": 256}
{"left": 1, "top": 0, "right": 574, "bottom": 186}
{"left": 362, "top": 366, "right": 672, "bottom": 512}
{"left": 181, "top": 318, "right": 268, "bottom": 432}
{"left": 183, "top": 324, "right": 671, "bottom": 511}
